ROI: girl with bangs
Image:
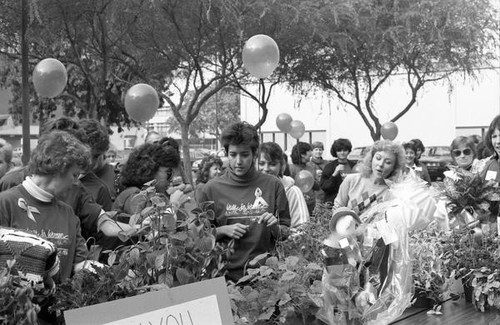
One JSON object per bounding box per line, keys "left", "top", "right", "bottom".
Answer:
{"left": 258, "top": 142, "right": 309, "bottom": 228}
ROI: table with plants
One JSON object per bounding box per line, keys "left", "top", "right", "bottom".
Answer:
{"left": 2, "top": 169, "right": 500, "bottom": 325}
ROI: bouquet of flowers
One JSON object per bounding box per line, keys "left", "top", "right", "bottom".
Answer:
{"left": 441, "top": 166, "right": 500, "bottom": 226}
{"left": 319, "top": 177, "right": 438, "bottom": 325}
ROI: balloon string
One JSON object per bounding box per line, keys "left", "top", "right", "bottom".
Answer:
{"left": 258, "top": 79, "right": 263, "bottom": 139}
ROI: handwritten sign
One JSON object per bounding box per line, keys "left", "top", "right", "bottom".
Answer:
{"left": 64, "top": 277, "right": 234, "bottom": 325}
{"left": 105, "top": 295, "right": 222, "bottom": 325}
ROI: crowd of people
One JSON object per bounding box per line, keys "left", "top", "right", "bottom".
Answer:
{"left": 1, "top": 115, "right": 500, "bottom": 322}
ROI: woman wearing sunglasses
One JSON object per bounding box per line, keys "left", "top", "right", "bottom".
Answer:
{"left": 449, "top": 136, "right": 481, "bottom": 172}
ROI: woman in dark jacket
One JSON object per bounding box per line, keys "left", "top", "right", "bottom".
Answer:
{"left": 320, "top": 138, "right": 356, "bottom": 204}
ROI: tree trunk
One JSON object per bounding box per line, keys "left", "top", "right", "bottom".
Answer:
{"left": 180, "top": 123, "right": 192, "bottom": 184}
{"left": 21, "top": 0, "right": 30, "bottom": 166}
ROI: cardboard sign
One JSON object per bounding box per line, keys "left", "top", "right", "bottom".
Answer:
{"left": 64, "top": 277, "right": 234, "bottom": 325}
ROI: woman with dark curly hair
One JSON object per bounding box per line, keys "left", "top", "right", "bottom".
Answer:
{"left": 156, "top": 137, "right": 194, "bottom": 194}
{"left": 321, "top": 138, "right": 357, "bottom": 204}
{"left": 113, "top": 142, "right": 181, "bottom": 215}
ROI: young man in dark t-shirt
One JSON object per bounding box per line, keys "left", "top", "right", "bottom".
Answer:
{"left": 197, "top": 122, "right": 291, "bottom": 282}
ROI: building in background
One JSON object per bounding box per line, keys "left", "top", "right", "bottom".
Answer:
{"left": 241, "top": 69, "right": 500, "bottom": 160}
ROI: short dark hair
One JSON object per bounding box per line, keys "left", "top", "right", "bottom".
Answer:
{"left": 410, "top": 138, "right": 425, "bottom": 154}
{"left": 330, "top": 138, "right": 352, "bottom": 157}
{"left": 485, "top": 115, "right": 500, "bottom": 155}
{"left": 290, "top": 142, "right": 312, "bottom": 165}
{"left": 477, "top": 141, "right": 493, "bottom": 160}
{"left": 403, "top": 141, "right": 418, "bottom": 153}
{"left": 41, "top": 116, "right": 88, "bottom": 144}
{"left": 196, "top": 155, "right": 223, "bottom": 184}
{"left": 403, "top": 141, "right": 419, "bottom": 163}
{"left": 221, "top": 122, "right": 259, "bottom": 155}
{"left": 260, "top": 142, "right": 285, "bottom": 176}
{"left": 79, "top": 119, "right": 110, "bottom": 156}
{"left": 158, "top": 137, "right": 180, "bottom": 154}
{"left": 120, "top": 143, "right": 180, "bottom": 188}
{"left": 30, "top": 131, "right": 90, "bottom": 176}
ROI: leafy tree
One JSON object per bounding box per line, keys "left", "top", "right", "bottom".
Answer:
{"left": 126, "top": 0, "right": 248, "bottom": 181}
{"left": 279, "top": 0, "right": 499, "bottom": 140}
{"left": 167, "top": 87, "right": 240, "bottom": 147}
{"left": 0, "top": 0, "right": 167, "bottom": 129}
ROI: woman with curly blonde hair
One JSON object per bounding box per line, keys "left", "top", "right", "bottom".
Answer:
{"left": 333, "top": 140, "right": 405, "bottom": 214}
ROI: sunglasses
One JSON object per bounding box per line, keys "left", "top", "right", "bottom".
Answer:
{"left": 452, "top": 148, "right": 472, "bottom": 157}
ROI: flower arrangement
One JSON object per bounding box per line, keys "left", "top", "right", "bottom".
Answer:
{"left": 318, "top": 178, "right": 439, "bottom": 325}
{"left": 441, "top": 166, "right": 500, "bottom": 225}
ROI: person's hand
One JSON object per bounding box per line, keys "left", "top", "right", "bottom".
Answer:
{"left": 257, "top": 212, "right": 278, "bottom": 227}
{"left": 333, "top": 164, "right": 345, "bottom": 176}
{"left": 166, "top": 183, "right": 186, "bottom": 195}
{"left": 316, "top": 169, "right": 323, "bottom": 181}
{"left": 170, "top": 189, "right": 191, "bottom": 208}
{"left": 219, "top": 223, "right": 249, "bottom": 239}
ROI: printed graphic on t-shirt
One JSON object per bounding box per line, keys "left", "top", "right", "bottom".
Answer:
{"left": 24, "top": 228, "right": 69, "bottom": 257}
{"left": 225, "top": 187, "right": 269, "bottom": 222}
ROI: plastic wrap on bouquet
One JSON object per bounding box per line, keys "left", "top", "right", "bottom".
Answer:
{"left": 364, "top": 222, "right": 413, "bottom": 325}
{"left": 384, "top": 177, "right": 438, "bottom": 231}
{"left": 319, "top": 178, "right": 437, "bottom": 324}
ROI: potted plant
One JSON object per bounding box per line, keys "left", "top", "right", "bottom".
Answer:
{"left": 409, "top": 229, "right": 451, "bottom": 308}
{"left": 441, "top": 226, "right": 500, "bottom": 309}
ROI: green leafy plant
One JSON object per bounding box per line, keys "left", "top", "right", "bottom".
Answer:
{"left": 228, "top": 253, "right": 324, "bottom": 325}
{"left": 471, "top": 267, "right": 500, "bottom": 312}
{"left": 441, "top": 227, "right": 500, "bottom": 278}
{"left": 440, "top": 226, "right": 500, "bottom": 312}
{"left": 228, "top": 203, "right": 331, "bottom": 324}
{"left": 409, "top": 229, "right": 452, "bottom": 307}
{"left": 0, "top": 260, "right": 40, "bottom": 325}
{"left": 50, "top": 186, "right": 230, "bottom": 323}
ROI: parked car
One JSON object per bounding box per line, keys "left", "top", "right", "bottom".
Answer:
{"left": 419, "top": 146, "right": 453, "bottom": 182}
{"left": 347, "top": 146, "right": 369, "bottom": 164}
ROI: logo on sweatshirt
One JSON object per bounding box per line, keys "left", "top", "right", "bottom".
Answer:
{"left": 225, "top": 187, "right": 269, "bottom": 217}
